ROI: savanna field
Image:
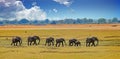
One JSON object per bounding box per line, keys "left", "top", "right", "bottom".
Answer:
{"left": 0, "top": 24, "right": 120, "bottom": 59}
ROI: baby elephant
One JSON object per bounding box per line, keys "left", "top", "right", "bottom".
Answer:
{"left": 74, "top": 41, "right": 81, "bottom": 46}
{"left": 69, "top": 39, "right": 81, "bottom": 46}
{"left": 11, "top": 36, "right": 22, "bottom": 46}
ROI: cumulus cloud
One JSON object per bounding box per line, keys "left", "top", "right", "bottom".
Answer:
{"left": 0, "top": 0, "right": 46, "bottom": 21}
{"left": 53, "top": 0, "right": 72, "bottom": 7}
{"left": 16, "top": 6, "right": 46, "bottom": 21}
{"left": 53, "top": 8, "right": 58, "bottom": 13}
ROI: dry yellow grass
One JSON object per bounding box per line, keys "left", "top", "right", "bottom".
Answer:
{"left": 0, "top": 24, "right": 120, "bottom": 59}
{"left": 0, "top": 24, "right": 120, "bottom": 30}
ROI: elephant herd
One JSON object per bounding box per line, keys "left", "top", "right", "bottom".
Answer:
{"left": 11, "top": 36, "right": 99, "bottom": 47}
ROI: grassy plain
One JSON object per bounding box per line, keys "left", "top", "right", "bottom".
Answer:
{"left": 0, "top": 24, "right": 120, "bottom": 59}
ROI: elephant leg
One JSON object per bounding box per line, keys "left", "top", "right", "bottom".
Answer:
{"left": 52, "top": 42, "right": 54, "bottom": 46}
{"left": 75, "top": 43, "right": 77, "bottom": 46}
{"left": 90, "top": 42, "right": 93, "bottom": 46}
{"left": 92, "top": 42, "right": 95, "bottom": 47}
{"left": 33, "top": 41, "right": 37, "bottom": 45}
{"left": 14, "top": 42, "right": 16, "bottom": 46}
{"left": 49, "top": 42, "right": 50, "bottom": 46}
{"left": 88, "top": 43, "right": 90, "bottom": 47}
{"left": 30, "top": 42, "right": 32, "bottom": 45}
{"left": 62, "top": 42, "right": 64, "bottom": 47}
{"left": 86, "top": 43, "right": 88, "bottom": 47}
{"left": 79, "top": 43, "right": 80, "bottom": 46}
{"left": 56, "top": 43, "right": 58, "bottom": 47}
{"left": 35, "top": 42, "right": 37, "bottom": 45}
{"left": 15, "top": 43, "right": 16, "bottom": 46}
{"left": 73, "top": 43, "right": 77, "bottom": 46}
{"left": 16, "top": 42, "right": 18, "bottom": 46}
{"left": 13, "top": 43, "right": 15, "bottom": 46}
{"left": 32, "top": 41, "right": 34, "bottom": 45}
{"left": 48, "top": 43, "right": 50, "bottom": 46}
{"left": 51, "top": 42, "right": 52, "bottom": 46}
{"left": 76, "top": 43, "right": 78, "bottom": 46}
{"left": 50, "top": 42, "right": 52, "bottom": 46}
{"left": 47, "top": 43, "right": 49, "bottom": 46}
{"left": 16, "top": 43, "right": 18, "bottom": 46}
{"left": 49, "top": 42, "right": 51, "bottom": 46}
{"left": 33, "top": 42, "right": 35, "bottom": 45}
{"left": 70, "top": 43, "right": 72, "bottom": 46}
{"left": 33, "top": 42, "right": 36, "bottom": 45}
{"left": 58, "top": 43, "right": 60, "bottom": 47}
{"left": 91, "top": 43, "right": 93, "bottom": 46}
{"left": 78, "top": 43, "right": 80, "bottom": 46}
{"left": 35, "top": 41, "right": 37, "bottom": 45}
{"left": 71, "top": 43, "right": 73, "bottom": 46}
{"left": 69, "top": 42, "right": 71, "bottom": 46}
{"left": 74, "top": 43, "right": 76, "bottom": 46}
{"left": 33, "top": 42, "right": 37, "bottom": 45}
{"left": 19, "top": 41, "right": 21, "bottom": 46}
{"left": 18, "top": 42, "right": 20, "bottom": 46}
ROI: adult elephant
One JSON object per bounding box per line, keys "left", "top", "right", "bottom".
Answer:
{"left": 69, "top": 38, "right": 77, "bottom": 46}
{"left": 27, "top": 36, "right": 40, "bottom": 46}
{"left": 11, "top": 36, "right": 22, "bottom": 46}
{"left": 86, "top": 37, "right": 99, "bottom": 47}
{"left": 56, "top": 38, "right": 67, "bottom": 47}
{"left": 45, "top": 37, "right": 54, "bottom": 46}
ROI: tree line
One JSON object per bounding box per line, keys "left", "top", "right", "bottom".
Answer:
{"left": 0, "top": 17, "right": 119, "bottom": 25}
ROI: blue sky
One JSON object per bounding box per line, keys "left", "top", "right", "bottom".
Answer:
{"left": 0, "top": 0, "right": 120, "bottom": 20}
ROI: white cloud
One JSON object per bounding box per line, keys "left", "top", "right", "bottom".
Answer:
{"left": 53, "top": 0, "right": 72, "bottom": 7}
{"left": 0, "top": 0, "right": 46, "bottom": 21}
{"left": 53, "top": 8, "right": 58, "bottom": 13}
{"left": 16, "top": 6, "right": 46, "bottom": 21}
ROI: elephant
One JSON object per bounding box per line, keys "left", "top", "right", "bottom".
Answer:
{"left": 56, "top": 38, "right": 67, "bottom": 47}
{"left": 86, "top": 37, "right": 99, "bottom": 47}
{"left": 45, "top": 37, "right": 54, "bottom": 46}
{"left": 69, "top": 38, "right": 77, "bottom": 46}
{"left": 75, "top": 41, "right": 81, "bottom": 46}
{"left": 69, "top": 39, "right": 81, "bottom": 46}
{"left": 11, "top": 36, "right": 22, "bottom": 46}
{"left": 27, "top": 36, "right": 40, "bottom": 46}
